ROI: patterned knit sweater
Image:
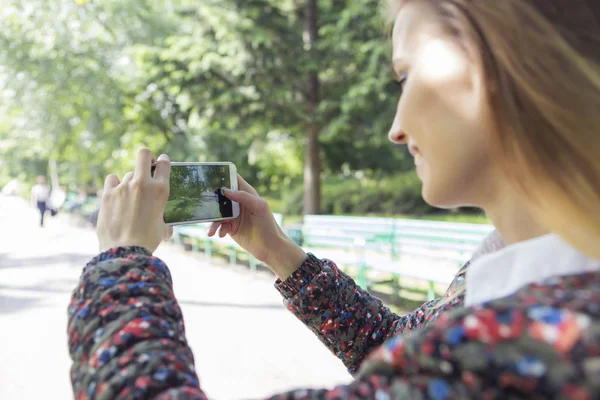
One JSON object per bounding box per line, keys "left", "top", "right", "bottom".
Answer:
{"left": 276, "top": 229, "right": 506, "bottom": 375}
{"left": 68, "top": 246, "right": 599, "bottom": 399}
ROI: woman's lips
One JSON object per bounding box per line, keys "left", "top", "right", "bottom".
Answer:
{"left": 414, "top": 153, "right": 423, "bottom": 167}
{"left": 408, "top": 143, "right": 423, "bottom": 167}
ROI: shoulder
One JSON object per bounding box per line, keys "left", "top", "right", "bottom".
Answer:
{"left": 360, "top": 272, "right": 599, "bottom": 397}
{"left": 445, "top": 271, "right": 599, "bottom": 329}
{"left": 453, "top": 272, "right": 599, "bottom": 353}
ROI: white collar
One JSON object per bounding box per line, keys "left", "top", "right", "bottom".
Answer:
{"left": 465, "top": 234, "right": 600, "bottom": 307}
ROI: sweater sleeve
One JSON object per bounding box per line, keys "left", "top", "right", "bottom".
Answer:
{"left": 272, "top": 229, "right": 507, "bottom": 375}
{"left": 263, "top": 298, "right": 598, "bottom": 399}
{"left": 68, "top": 248, "right": 591, "bottom": 400}
{"left": 67, "top": 247, "right": 412, "bottom": 400}
{"left": 68, "top": 246, "right": 207, "bottom": 400}
{"left": 274, "top": 253, "right": 442, "bottom": 375}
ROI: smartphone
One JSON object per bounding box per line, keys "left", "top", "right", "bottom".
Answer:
{"left": 152, "top": 162, "right": 240, "bottom": 226}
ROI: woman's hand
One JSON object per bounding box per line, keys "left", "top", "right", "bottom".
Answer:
{"left": 97, "top": 148, "right": 173, "bottom": 253}
{"left": 207, "top": 176, "right": 307, "bottom": 280}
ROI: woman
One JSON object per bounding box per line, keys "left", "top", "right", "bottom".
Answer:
{"left": 68, "top": 0, "right": 599, "bottom": 398}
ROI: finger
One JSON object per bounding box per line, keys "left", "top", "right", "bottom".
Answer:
{"left": 237, "top": 175, "right": 259, "bottom": 196}
{"left": 208, "top": 222, "right": 222, "bottom": 237}
{"left": 218, "top": 224, "right": 229, "bottom": 238}
{"left": 153, "top": 154, "right": 171, "bottom": 185}
{"left": 104, "top": 174, "right": 120, "bottom": 191}
{"left": 134, "top": 148, "right": 153, "bottom": 181}
{"left": 121, "top": 171, "right": 134, "bottom": 185}
{"left": 223, "top": 188, "right": 267, "bottom": 214}
{"left": 220, "top": 224, "right": 231, "bottom": 236}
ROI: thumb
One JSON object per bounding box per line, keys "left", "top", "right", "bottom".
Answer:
{"left": 224, "top": 189, "right": 268, "bottom": 215}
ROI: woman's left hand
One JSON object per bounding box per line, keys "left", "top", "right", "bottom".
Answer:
{"left": 96, "top": 148, "right": 173, "bottom": 253}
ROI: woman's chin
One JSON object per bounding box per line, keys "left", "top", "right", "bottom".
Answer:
{"left": 419, "top": 176, "right": 438, "bottom": 206}
{"left": 421, "top": 179, "right": 462, "bottom": 210}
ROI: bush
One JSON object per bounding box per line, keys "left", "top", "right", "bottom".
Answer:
{"left": 281, "top": 172, "right": 435, "bottom": 216}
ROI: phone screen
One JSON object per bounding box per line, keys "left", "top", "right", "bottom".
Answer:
{"left": 154, "top": 164, "right": 234, "bottom": 224}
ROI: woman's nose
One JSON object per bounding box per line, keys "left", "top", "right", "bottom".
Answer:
{"left": 388, "top": 119, "right": 407, "bottom": 144}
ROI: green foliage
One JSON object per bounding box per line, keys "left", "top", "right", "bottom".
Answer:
{"left": 0, "top": 0, "right": 451, "bottom": 218}
{"left": 281, "top": 172, "right": 434, "bottom": 216}
{"left": 0, "top": 0, "right": 178, "bottom": 189}
{"left": 123, "top": 0, "right": 412, "bottom": 191}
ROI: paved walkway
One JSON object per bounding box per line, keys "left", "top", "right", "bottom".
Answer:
{"left": 0, "top": 195, "right": 350, "bottom": 399}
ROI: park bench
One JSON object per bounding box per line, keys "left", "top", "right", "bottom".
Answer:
{"left": 302, "top": 215, "right": 494, "bottom": 300}
{"left": 172, "top": 213, "right": 284, "bottom": 271}
{"left": 63, "top": 194, "right": 100, "bottom": 226}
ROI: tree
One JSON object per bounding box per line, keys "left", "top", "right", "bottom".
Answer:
{"left": 0, "top": 0, "right": 177, "bottom": 189}
{"left": 126, "top": 0, "right": 308, "bottom": 190}
{"left": 0, "top": 0, "right": 427, "bottom": 217}
{"left": 303, "top": 0, "right": 321, "bottom": 214}
{"left": 126, "top": 0, "right": 410, "bottom": 206}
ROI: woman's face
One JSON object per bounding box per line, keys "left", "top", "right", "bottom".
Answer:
{"left": 389, "top": 2, "right": 499, "bottom": 208}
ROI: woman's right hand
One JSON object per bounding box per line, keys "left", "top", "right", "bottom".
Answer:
{"left": 207, "top": 175, "right": 307, "bottom": 280}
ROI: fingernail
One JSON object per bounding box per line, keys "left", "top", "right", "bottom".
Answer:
{"left": 158, "top": 154, "right": 170, "bottom": 161}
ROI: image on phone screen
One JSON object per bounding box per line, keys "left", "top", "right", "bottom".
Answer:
{"left": 153, "top": 164, "right": 235, "bottom": 224}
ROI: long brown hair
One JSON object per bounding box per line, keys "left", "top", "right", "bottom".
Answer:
{"left": 390, "top": 0, "right": 600, "bottom": 259}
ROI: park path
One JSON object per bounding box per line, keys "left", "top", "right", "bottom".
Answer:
{"left": 0, "top": 194, "right": 350, "bottom": 399}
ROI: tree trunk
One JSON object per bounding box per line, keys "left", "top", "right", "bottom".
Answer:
{"left": 304, "top": 124, "right": 320, "bottom": 214}
{"left": 303, "top": 0, "right": 321, "bottom": 215}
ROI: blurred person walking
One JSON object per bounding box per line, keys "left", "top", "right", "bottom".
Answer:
{"left": 30, "top": 176, "right": 50, "bottom": 227}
